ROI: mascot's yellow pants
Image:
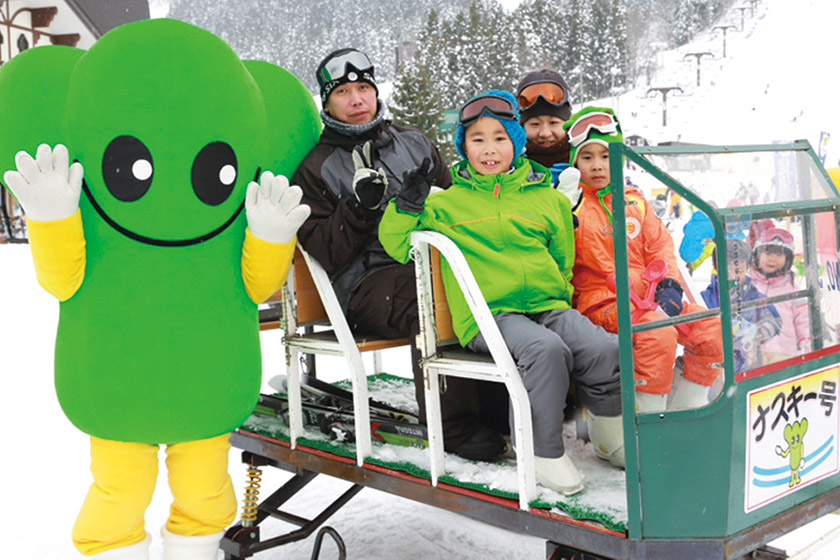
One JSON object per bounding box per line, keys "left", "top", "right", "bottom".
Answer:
{"left": 72, "top": 434, "right": 236, "bottom": 555}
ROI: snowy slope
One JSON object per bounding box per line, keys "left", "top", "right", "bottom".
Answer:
{"left": 611, "top": 0, "right": 840, "bottom": 166}
{"left": 3, "top": 0, "right": 840, "bottom": 558}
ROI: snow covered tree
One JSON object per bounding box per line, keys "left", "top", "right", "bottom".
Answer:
{"left": 569, "top": 0, "right": 604, "bottom": 100}
{"left": 512, "top": 0, "right": 569, "bottom": 73}
{"left": 604, "top": 0, "right": 630, "bottom": 93}
{"left": 482, "top": 4, "right": 521, "bottom": 92}
{"left": 168, "top": 0, "right": 730, "bottom": 111}
{"left": 673, "top": 0, "right": 704, "bottom": 46}
{"left": 390, "top": 10, "right": 448, "bottom": 151}
{"left": 564, "top": 0, "right": 584, "bottom": 93}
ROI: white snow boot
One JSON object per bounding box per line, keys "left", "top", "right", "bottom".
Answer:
{"left": 534, "top": 454, "right": 584, "bottom": 496}
{"left": 586, "top": 413, "right": 626, "bottom": 469}
{"left": 635, "top": 391, "right": 667, "bottom": 413}
{"left": 89, "top": 533, "right": 151, "bottom": 560}
{"left": 669, "top": 378, "right": 710, "bottom": 410}
{"left": 161, "top": 527, "right": 223, "bottom": 560}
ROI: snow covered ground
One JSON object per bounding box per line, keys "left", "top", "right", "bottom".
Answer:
{"left": 4, "top": 0, "right": 840, "bottom": 558}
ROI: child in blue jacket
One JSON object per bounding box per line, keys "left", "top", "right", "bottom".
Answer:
{"left": 701, "top": 239, "right": 782, "bottom": 371}
{"left": 378, "top": 90, "right": 624, "bottom": 496}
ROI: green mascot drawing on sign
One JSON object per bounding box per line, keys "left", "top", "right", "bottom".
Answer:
{"left": 0, "top": 19, "right": 320, "bottom": 559}
{"left": 775, "top": 418, "right": 808, "bottom": 488}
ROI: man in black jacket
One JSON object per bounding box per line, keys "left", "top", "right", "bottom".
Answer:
{"left": 292, "top": 48, "right": 506, "bottom": 461}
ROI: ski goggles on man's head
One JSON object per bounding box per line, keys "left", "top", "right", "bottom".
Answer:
{"left": 318, "top": 50, "right": 374, "bottom": 84}
{"left": 517, "top": 81, "right": 568, "bottom": 110}
{"left": 566, "top": 111, "right": 619, "bottom": 147}
{"left": 758, "top": 227, "right": 794, "bottom": 244}
{"left": 458, "top": 94, "right": 516, "bottom": 126}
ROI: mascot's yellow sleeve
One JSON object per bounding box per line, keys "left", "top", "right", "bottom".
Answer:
{"left": 241, "top": 228, "right": 294, "bottom": 304}
{"left": 26, "top": 210, "right": 86, "bottom": 302}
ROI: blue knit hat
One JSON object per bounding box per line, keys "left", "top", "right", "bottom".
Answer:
{"left": 455, "top": 90, "right": 527, "bottom": 160}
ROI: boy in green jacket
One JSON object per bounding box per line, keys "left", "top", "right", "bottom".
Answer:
{"left": 378, "top": 90, "right": 624, "bottom": 495}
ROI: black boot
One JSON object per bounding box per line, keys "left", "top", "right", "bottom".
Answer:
{"left": 447, "top": 425, "right": 507, "bottom": 461}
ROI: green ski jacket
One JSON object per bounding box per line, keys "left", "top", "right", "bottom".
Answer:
{"left": 379, "top": 157, "right": 575, "bottom": 345}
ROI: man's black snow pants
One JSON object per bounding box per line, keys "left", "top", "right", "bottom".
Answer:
{"left": 345, "top": 263, "right": 508, "bottom": 449}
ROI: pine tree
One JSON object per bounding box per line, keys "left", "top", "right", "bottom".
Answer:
{"left": 565, "top": 0, "right": 584, "bottom": 94}
{"left": 390, "top": 9, "right": 447, "bottom": 150}
{"left": 169, "top": 0, "right": 733, "bottom": 112}
{"left": 673, "top": 0, "right": 702, "bottom": 46}
{"left": 574, "top": 0, "right": 601, "bottom": 100}
{"left": 605, "top": 0, "right": 630, "bottom": 93}
{"left": 481, "top": 1, "right": 520, "bottom": 92}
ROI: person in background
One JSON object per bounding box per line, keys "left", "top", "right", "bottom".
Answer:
{"left": 292, "top": 48, "right": 507, "bottom": 461}
{"left": 515, "top": 69, "right": 581, "bottom": 204}
{"left": 701, "top": 239, "right": 782, "bottom": 372}
{"left": 750, "top": 227, "right": 810, "bottom": 363}
{"left": 378, "top": 90, "right": 625, "bottom": 495}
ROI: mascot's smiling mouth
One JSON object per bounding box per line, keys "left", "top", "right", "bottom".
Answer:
{"left": 82, "top": 180, "right": 244, "bottom": 247}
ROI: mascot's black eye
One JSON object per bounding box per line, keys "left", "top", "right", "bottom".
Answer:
{"left": 102, "top": 136, "right": 154, "bottom": 202}
{"left": 191, "top": 142, "right": 237, "bottom": 206}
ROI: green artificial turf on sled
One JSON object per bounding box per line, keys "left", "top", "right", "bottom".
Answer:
{"left": 240, "top": 373, "right": 628, "bottom": 533}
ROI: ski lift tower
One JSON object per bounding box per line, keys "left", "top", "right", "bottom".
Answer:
{"left": 647, "top": 86, "right": 683, "bottom": 127}
{"left": 736, "top": 6, "right": 751, "bottom": 31}
{"left": 713, "top": 24, "right": 738, "bottom": 58}
{"left": 683, "top": 51, "right": 714, "bottom": 87}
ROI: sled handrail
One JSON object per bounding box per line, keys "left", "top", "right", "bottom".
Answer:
{"left": 282, "top": 245, "right": 409, "bottom": 466}
{"left": 410, "top": 231, "right": 537, "bottom": 509}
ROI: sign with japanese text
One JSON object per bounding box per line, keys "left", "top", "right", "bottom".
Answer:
{"left": 745, "top": 365, "right": 840, "bottom": 512}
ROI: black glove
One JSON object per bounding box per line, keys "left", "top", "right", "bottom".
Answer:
{"left": 351, "top": 141, "right": 388, "bottom": 209}
{"left": 654, "top": 277, "right": 684, "bottom": 317}
{"left": 395, "top": 157, "right": 440, "bottom": 214}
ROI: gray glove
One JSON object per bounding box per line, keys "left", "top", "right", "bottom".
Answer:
{"left": 351, "top": 141, "right": 388, "bottom": 209}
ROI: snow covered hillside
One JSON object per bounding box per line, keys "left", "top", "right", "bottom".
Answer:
{"left": 602, "top": 0, "right": 840, "bottom": 168}
{"left": 2, "top": 0, "right": 840, "bottom": 558}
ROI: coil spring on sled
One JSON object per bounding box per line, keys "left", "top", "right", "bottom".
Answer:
{"left": 241, "top": 464, "right": 262, "bottom": 527}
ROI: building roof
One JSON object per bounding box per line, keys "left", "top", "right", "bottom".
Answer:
{"left": 64, "top": 0, "right": 149, "bottom": 38}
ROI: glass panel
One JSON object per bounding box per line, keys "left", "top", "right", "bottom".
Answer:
{"left": 622, "top": 149, "right": 840, "bottom": 414}
{"left": 642, "top": 149, "right": 836, "bottom": 208}
{"left": 619, "top": 173, "right": 725, "bottom": 412}
{"left": 674, "top": 210, "right": 840, "bottom": 382}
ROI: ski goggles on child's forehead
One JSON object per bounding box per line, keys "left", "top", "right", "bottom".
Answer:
{"left": 566, "top": 112, "right": 619, "bottom": 147}
{"left": 759, "top": 227, "right": 794, "bottom": 244}
{"left": 458, "top": 94, "right": 516, "bottom": 126}
{"left": 517, "top": 81, "right": 568, "bottom": 109}
{"left": 319, "top": 50, "right": 373, "bottom": 83}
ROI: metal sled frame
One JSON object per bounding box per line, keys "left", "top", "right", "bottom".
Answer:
{"left": 225, "top": 430, "right": 840, "bottom": 559}
{"left": 610, "top": 140, "right": 840, "bottom": 544}
{"left": 410, "top": 230, "right": 537, "bottom": 508}
{"left": 221, "top": 447, "right": 360, "bottom": 560}
{"left": 281, "top": 244, "right": 409, "bottom": 466}
{"left": 222, "top": 141, "right": 840, "bottom": 559}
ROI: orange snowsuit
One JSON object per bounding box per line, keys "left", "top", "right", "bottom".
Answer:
{"left": 572, "top": 182, "right": 722, "bottom": 395}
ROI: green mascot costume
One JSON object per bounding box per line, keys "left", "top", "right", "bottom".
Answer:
{"left": 0, "top": 19, "right": 320, "bottom": 559}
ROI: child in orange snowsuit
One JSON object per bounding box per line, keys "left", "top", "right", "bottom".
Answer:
{"left": 565, "top": 107, "right": 723, "bottom": 411}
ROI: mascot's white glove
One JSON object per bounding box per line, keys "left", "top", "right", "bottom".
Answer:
{"left": 554, "top": 166, "right": 581, "bottom": 206}
{"left": 3, "top": 143, "right": 84, "bottom": 222}
{"left": 245, "top": 171, "right": 311, "bottom": 244}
